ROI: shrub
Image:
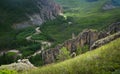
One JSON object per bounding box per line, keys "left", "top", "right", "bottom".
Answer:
{"left": 76, "top": 45, "right": 89, "bottom": 55}
{"left": 29, "top": 54, "right": 44, "bottom": 66}
{"left": 57, "top": 47, "right": 71, "bottom": 62}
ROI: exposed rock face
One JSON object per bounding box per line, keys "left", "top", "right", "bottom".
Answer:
{"left": 90, "top": 22, "right": 120, "bottom": 49}
{"left": 42, "top": 22, "right": 120, "bottom": 64}
{"left": 90, "top": 32, "right": 120, "bottom": 50}
{"left": 0, "top": 59, "right": 35, "bottom": 71}
{"left": 12, "top": 0, "right": 62, "bottom": 29}
{"left": 42, "top": 29, "right": 102, "bottom": 64}
{"left": 107, "top": 22, "right": 120, "bottom": 34}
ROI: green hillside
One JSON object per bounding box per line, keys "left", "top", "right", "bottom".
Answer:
{"left": 40, "top": 0, "right": 120, "bottom": 44}
{"left": 0, "top": 0, "right": 120, "bottom": 68}
{"left": 22, "top": 38, "right": 120, "bottom": 74}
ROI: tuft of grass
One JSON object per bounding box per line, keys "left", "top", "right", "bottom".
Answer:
{"left": 0, "top": 69, "right": 17, "bottom": 74}
{"left": 22, "top": 38, "right": 120, "bottom": 74}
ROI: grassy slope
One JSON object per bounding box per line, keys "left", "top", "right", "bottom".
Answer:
{"left": 23, "top": 38, "right": 120, "bottom": 74}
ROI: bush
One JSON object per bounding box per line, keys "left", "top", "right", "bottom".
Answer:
{"left": 76, "top": 45, "right": 89, "bottom": 55}
{"left": 57, "top": 47, "right": 71, "bottom": 62}
{"left": 29, "top": 54, "right": 44, "bottom": 66}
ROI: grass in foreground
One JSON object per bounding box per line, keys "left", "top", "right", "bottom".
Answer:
{"left": 22, "top": 38, "right": 120, "bottom": 74}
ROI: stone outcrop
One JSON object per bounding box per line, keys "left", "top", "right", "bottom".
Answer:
{"left": 42, "top": 29, "right": 102, "bottom": 64}
{"left": 11, "top": 0, "right": 62, "bottom": 29}
{"left": 90, "top": 32, "right": 120, "bottom": 50}
{"left": 0, "top": 59, "right": 35, "bottom": 72}
{"left": 42, "top": 22, "right": 120, "bottom": 64}
{"left": 107, "top": 22, "right": 120, "bottom": 34}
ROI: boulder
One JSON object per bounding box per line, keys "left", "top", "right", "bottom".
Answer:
{"left": 0, "top": 59, "right": 35, "bottom": 72}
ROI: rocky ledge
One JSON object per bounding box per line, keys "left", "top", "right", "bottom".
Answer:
{"left": 0, "top": 59, "right": 36, "bottom": 72}
{"left": 42, "top": 22, "right": 120, "bottom": 64}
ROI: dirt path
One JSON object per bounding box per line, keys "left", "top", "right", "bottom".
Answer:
{"left": 26, "top": 27, "right": 52, "bottom": 58}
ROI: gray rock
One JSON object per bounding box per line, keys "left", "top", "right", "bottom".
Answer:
{"left": 42, "top": 22, "right": 120, "bottom": 64}
{"left": 0, "top": 59, "right": 36, "bottom": 72}
{"left": 90, "top": 31, "right": 120, "bottom": 50}
{"left": 13, "top": 0, "right": 62, "bottom": 29}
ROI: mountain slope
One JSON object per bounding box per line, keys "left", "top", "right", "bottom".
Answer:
{"left": 0, "top": 0, "right": 61, "bottom": 30}
{"left": 39, "top": 0, "right": 120, "bottom": 44}
{"left": 23, "top": 38, "right": 120, "bottom": 74}
{"left": 0, "top": 0, "right": 61, "bottom": 49}
{"left": 0, "top": 0, "right": 61, "bottom": 66}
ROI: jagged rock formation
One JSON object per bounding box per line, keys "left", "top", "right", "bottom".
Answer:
{"left": 0, "top": 0, "right": 62, "bottom": 29}
{"left": 42, "top": 22, "right": 120, "bottom": 64}
{"left": 42, "top": 29, "right": 103, "bottom": 64}
{"left": 90, "top": 32, "right": 120, "bottom": 50}
{"left": 107, "top": 22, "right": 120, "bottom": 34}
{"left": 90, "top": 22, "right": 120, "bottom": 49}
{"left": 13, "top": 0, "right": 62, "bottom": 29}
{"left": 0, "top": 59, "right": 35, "bottom": 71}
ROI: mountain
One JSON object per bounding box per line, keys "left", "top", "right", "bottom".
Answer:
{"left": 0, "top": 0, "right": 62, "bottom": 30}
{"left": 0, "top": 0, "right": 61, "bottom": 65}
{"left": 0, "top": 0, "right": 120, "bottom": 73}
{"left": 0, "top": 0, "right": 61, "bottom": 50}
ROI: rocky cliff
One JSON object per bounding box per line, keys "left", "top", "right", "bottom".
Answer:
{"left": 42, "top": 22, "right": 120, "bottom": 64}
{"left": 0, "top": 0, "right": 62, "bottom": 29}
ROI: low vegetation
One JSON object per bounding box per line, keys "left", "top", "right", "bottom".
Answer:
{"left": 56, "top": 47, "right": 71, "bottom": 62}
{"left": 0, "top": 0, "right": 120, "bottom": 71}
{"left": 0, "top": 69, "right": 17, "bottom": 74}
{"left": 22, "top": 38, "right": 120, "bottom": 74}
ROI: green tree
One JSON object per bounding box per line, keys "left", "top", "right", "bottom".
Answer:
{"left": 57, "top": 47, "right": 70, "bottom": 62}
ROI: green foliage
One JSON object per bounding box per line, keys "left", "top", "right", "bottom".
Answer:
{"left": 31, "top": 33, "right": 54, "bottom": 42}
{"left": 19, "top": 43, "right": 41, "bottom": 57}
{"left": 29, "top": 54, "right": 44, "bottom": 67}
{"left": 0, "top": 52, "right": 20, "bottom": 65}
{"left": 23, "top": 38, "right": 120, "bottom": 74}
{"left": 0, "top": 70, "right": 17, "bottom": 74}
{"left": 76, "top": 45, "right": 89, "bottom": 55}
{"left": 57, "top": 47, "right": 70, "bottom": 62}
